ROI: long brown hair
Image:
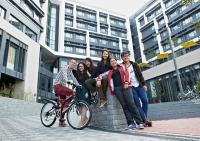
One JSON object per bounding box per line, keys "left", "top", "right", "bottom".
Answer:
{"left": 101, "top": 49, "right": 110, "bottom": 63}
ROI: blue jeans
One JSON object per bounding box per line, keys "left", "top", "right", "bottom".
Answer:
{"left": 132, "top": 86, "right": 148, "bottom": 121}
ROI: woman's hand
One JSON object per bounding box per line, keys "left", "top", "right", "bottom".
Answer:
{"left": 143, "top": 85, "right": 148, "bottom": 91}
{"left": 96, "top": 80, "right": 101, "bottom": 87}
{"left": 124, "top": 83, "right": 129, "bottom": 89}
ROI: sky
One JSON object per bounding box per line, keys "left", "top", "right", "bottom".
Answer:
{"left": 71, "top": 0, "right": 148, "bottom": 16}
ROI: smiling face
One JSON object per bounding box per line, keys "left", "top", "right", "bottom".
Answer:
{"left": 102, "top": 50, "right": 109, "bottom": 61}
{"left": 69, "top": 59, "right": 77, "bottom": 69}
{"left": 85, "top": 60, "right": 91, "bottom": 68}
{"left": 121, "top": 53, "right": 130, "bottom": 63}
{"left": 110, "top": 58, "right": 117, "bottom": 68}
{"left": 78, "top": 63, "right": 85, "bottom": 72}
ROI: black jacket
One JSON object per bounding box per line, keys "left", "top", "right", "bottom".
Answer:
{"left": 129, "top": 61, "right": 146, "bottom": 86}
{"left": 87, "top": 66, "right": 97, "bottom": 78}
{"left": 96, "top": 61, "right": 111, "bottom": 76}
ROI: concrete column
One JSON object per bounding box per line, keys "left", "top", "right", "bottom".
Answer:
{"left": 96, "top": 11, "right": 100, "bottom": 33}
{"left": 154, "top": 19, "right": 164, "bottom": 53}
{"left": 73, "top": 4, "right": 77, "bottom": 28}
{"left": 86, "top": 31, "right": 90, "bottom": 57}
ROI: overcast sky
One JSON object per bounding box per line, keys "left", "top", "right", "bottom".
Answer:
{"left": 71, "top": 0, "right": 148, "bottom": 16}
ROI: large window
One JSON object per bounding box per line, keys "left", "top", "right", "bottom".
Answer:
{"left": 75, "top": 48, "right": 86, "bottom": 55}
{"left": 100, "top": 27, "right": 108, "bottom": 34}
{"left": 25, "top": 27, "right": 37, "bottom": 41}
{"left": 100, "top": 16, "right": 107, "bottom": 23}
{"left": 88, "top": 25, "right": 96, "bottom": 32}
{"left": 139, "top": 18, "right": 145, "bottom": 27}
{"left": 65, "top": 32, "right": 73, "bottom": 38}
{"left": 46, "top": 4, "right": 59, "bottom": 50}
{"left": 65, "top": 7, "right": 73, "bottom": 15}
{"left": 65, "top": 19, "right": 73, "bottom": 27}
{"left": 77, "top": 22, "right": 85, "bottom": 28}
{"left": 4, "top": 39, "right": 26, "bottom": 73}
{"left": 75, "top": 34, "right": 85, "bottom": 41}
{"left": 90, "top": 37, "right": 97, "bottom": 43}
{"left": 64, "top": 45, "right": 73, "bottom": 53}
{"left": 6, "top": 46, "right": 16, "bottom": 70}
{"left": 9, "top": 15, "right": 23, "bottom": 31}
{"left": 0, "top": 6, "right": 5, "bottom": 18}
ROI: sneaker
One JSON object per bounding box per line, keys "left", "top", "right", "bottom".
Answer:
{"left": 128, "top": 124, "right": 136, "bottom": 131}
{"left": 144, "top": 120, "right": 152, "bottom": 127}
{"left": 59, "top": 122, "right": 67, "bottom": 127}
{"left": 136, "top": 123, "right": 144, "bottom": 129}
{"left": 99, "top": 100, "right": 107, "bottom": 108}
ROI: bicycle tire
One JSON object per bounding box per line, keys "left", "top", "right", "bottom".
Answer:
{"left": 66, "top": 100, "right": 92, "bottom": 130}
{"left": 40, "top": 102, "right": 57, "bottom": 127}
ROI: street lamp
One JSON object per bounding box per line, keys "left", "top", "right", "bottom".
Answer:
{"left": 166, "top": 25, "right": 184, "bottom": 96}
{"left": 154, "top": 25, "right": 184, "bottom": 95}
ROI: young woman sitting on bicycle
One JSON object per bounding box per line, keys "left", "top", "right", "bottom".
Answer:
{"left": 53, "top": 59, "right": 80, "bottom": 127}
{"left": 74, "top": 62, "right": 91, "bottom": 125}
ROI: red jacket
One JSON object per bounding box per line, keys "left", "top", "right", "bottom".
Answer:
{"left": 107, "top": 65, "right": 130, "bottom": 95}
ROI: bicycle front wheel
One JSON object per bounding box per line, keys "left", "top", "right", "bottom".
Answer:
{"left": 67, "top": 100, "right": 92, "bottom": 130}
{"left": 40, "top": 102, "right": 57, "bottom": 127}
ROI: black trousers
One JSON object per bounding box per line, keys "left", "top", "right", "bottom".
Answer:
{"left": 114, "top": 86, "right": 142, "bottom": 125}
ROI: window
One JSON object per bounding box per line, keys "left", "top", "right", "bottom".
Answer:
{"left": 76, "top": 48, "right": 85, "bottom": 54}
{"left": 158, "top": 18, "right": 165, "bottom": 26}
{"left": 90, "top": 37, "right": 97, "bottom": 43}
{"left": 65, "top": 8, "right": 73, "bottom": 14}
{"left": 90, "top": 50, "right": 97, "bottom": 56}
{"left": 161, "top": 31, "right": 167, "bottom": 37}
{"left": 76, "top": 35, "right": 85, "bottom": 41}
{"left": 163, "top": 43, "right": 171, "bottom": 51}
{"left": 196, "top": 12, "right": 200, "bottom": 18}
{"left": 64, "top": 46, "right": 73, "bottom": 52}
{"left": 0, "top": 6, "right": 5, "bottom": 18}
{"left": 182, "top": 17, "right": 193, "bottom": 26}
{"left": 34, "top": 13, "right": 40, "bottom": 22}
{"left": 187, "top": 30, "right": 197, "bottom": 38}
{"left": 168, "top": 11, "right": 177, "bottom": 20}
{"left": 77, "top": 11, "right": 84, "bottom": 16}
{"left": 100, "top": 39, "right": 107, "bottom": 45}
{"left": 25, "top": 27, "right": 37, "bottom": 41}
{"left": 119, "top": 21, "right": 125, "bottom": 26}
{"left": 100, "top": 27, "right": 108, "bottom": 34}
{"left": 24, "top": 3, "right": 33, "bottom": 16}
{"left": 65, "top": 32, "right": 73, "bottom": 38}
{"left": 153, "top": 37, "right": 157, "bottom": 42}
{"left": 112, "top": 41, "right": 117, "bottom": 46}
{"left": 111, "top": 30, "right": 117, "bottom": 36}
{"left": 65, "top": 19, "right": 73, "bottom": 27}
{"left": 165, "top": 0, "right": 178, "bottom": 8}
{"left": 88, "top": 25, "right": 96, "bottom": 31}
{"left": 9, "top": 15, "right": 23, "bottom": 31}
{"left": 171, "top": 24, "right": 180, "bottom": 32}
{"left": 100, "top": 16, "right": 107, "bottom": 22}
{"left": 139, "top": 18, "right": 145, "bottom": 27}
{"left": 122, "top": 43, "right": 128, "bottom": 49}
{"left": 151, "top": 25, "right": 155, "bottom": 30}
{"left": 110, "top": 20, "right": 116, "bottom": 24}
{"left": 121, "top": 32, "right": 127, "bottom": 38}
{"left": 176, "top": 37, "right": 184, "bottom": 44}
{"left": 6, "top": 46, "right": 16, "bottom": 70}
{"left": 88, "top": 14, "right": 95, "bottom": 20}
{"left": 77, "top": 22, "right": 85, "bottom": 28}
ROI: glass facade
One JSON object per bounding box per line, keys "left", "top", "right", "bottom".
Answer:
{"left": 147, "top": 63, "right": 200, "bottom": 103}
{"left": 25, "top": 27, "right": 37, "bottom": 41}
{"left": 9, "top": 15, "right": 23, "bottom": 31}
{"left": 46, "top": 3, "right": 59, "bottom": 51}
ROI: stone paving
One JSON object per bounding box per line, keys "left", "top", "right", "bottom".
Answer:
{"left": 0, "top": 116, "right": 174, "bottom": 141}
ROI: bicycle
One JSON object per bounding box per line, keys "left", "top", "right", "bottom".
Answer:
{"left": 40, "top": 82, "right": 92, "bottom": 130}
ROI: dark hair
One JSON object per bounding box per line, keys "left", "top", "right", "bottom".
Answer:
{"left": 76, "top": 62, "right": 88, "bottom": 78}
{"left": 109, "top": 57, "right": 120, "bottom": 68}
{"left": 121, "top": 51, "right": 130, "bottom": 58}
{"left": 85, "top": 57, "right": 94, "bottom": 68}
{"left": 101, "top": 49, "right": 110, "bottom": 62}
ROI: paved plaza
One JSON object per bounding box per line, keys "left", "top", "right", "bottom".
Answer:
{"left": 0, "top": 115, "right": 200, "bottom": 141}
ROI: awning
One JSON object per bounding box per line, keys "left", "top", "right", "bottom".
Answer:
{"left": 181, "top": 40, "right": 197, "bottom": 49}
{"left": 156, "top": 53, "right": 169, "bottom": 60}
{"left": 138, "top": 63, "right": 149, "bottom": 68}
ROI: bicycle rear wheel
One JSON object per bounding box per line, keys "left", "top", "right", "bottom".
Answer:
{"left": 66, "top": 100, "right": 92, "bottom": 130}
{"left": 40, "top": 102, "right": 57, "bottom": 127}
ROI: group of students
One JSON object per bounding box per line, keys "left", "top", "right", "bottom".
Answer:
{"left": 53, "top": 49, "right": 152, "bottom": 130}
